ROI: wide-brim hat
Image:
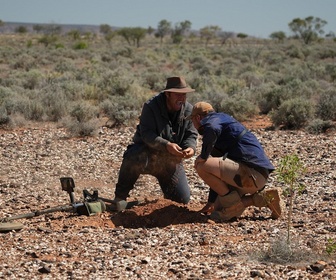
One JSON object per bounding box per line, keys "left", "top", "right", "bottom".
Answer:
{"left": 162, "top": 76, "right": 195, "bottom": 93}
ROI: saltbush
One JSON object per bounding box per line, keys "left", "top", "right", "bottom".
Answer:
{"left": 219, "top": 95, "right": 257, "bottom": 121}
{"left": 316, "top": 90, "right": 336, "bottom": 121}
{"left": 0, "top": 33, "right": 335, "bottom": 133}
{"left": 0, "top": 105, "right": 9, "bottom": 125}
{"left": 306, "top": 119, "right": 333, "bottom": 134}
{"left": 270, "top": 98, "right": 314, "bottom": 129}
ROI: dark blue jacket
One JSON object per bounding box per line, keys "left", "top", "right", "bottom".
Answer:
{"left": 200, "top": 112, "right": 275, "bottom": 203}
{"left": 200, "top": 112, "right": 274, "bottom": 170}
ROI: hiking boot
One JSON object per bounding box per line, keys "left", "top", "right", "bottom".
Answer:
{"left": 252, "top": 187, "right": 284, "bottom": 219}
{"left": 210, "top": 191, "right": 245, "bottom": 222}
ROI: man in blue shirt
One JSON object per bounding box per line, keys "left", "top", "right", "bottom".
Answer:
{"left": 188, "top": 101, "right": 283, "bottom": 222}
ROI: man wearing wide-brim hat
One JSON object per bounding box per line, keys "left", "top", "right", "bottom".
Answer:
{"left": 113, "top": 76, "right": 198, "bottom": 204}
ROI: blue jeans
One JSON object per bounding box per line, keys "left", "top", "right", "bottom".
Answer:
{"left": 114, "top": 144, "right": 190, "bottom": 204}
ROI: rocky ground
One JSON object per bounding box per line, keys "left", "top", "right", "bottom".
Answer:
{"left": 0, "top": 116, "right": 335, "bottom": 279}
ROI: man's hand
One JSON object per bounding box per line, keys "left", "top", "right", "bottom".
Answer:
{"left": 166, "top": 142, "right": 184, "bottom": 157}
{"left": 182, "top": 147, "right": 195, "bottom": 159}
{"left": 199, "top": 202, "right": 215, "bottom": 215}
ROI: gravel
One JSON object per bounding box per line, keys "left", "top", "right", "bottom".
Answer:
{"left": 0, "top": 122, "right": 335, "bottom": 279}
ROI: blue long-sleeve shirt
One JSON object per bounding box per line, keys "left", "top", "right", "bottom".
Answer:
{"left": 199, "top": 112, "right": 275, "bottom": 203}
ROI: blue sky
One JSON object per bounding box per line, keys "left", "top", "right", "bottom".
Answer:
{"left": 1, "top": 0, "right": 335, "bottom": 38}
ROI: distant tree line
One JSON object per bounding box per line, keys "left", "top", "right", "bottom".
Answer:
{"left": 0, "top": 16, "right": 335, "bottom": 47}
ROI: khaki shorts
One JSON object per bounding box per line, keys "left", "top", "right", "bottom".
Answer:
{"left": 219, "top": 158, "right": 268, "bottom": 196}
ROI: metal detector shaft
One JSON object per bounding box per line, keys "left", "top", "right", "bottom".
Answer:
{"left": 2, "top": 204, "right": 75, "bottom": 222}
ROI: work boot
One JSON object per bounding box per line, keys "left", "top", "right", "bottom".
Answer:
{"left": 210, "top": 191, "right": 245, "bottom": 222}
{"left": 252, "top": 188, "right": 284, "bottom": 219}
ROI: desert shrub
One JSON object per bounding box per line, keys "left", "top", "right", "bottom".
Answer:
{"left": 239, "top": 71, "right": 263, "bottom": 88}
{"left": 25, "top": 100, "right": 44, "bottom": 121}
{"left": 0, "top": 105, "right": 10, "bottom": 125}
{"left": 0, "top": 86, "right": 13, "bottom": 103}
{"left": 54, "top": 43, "right": 64, "bottom": 49}
{"left": 62, "top": 117, "right": 99, "bottom": 137}
{"left": 70, "top": 101, "right": 98, "bottom": 123}
{"left": 22, "top": 69, "right": 43, "bottom": 89}
{"left": 100, "top": 99, "right": 138, "bottom": 127}
{"left": 219, "top": 95, "right": 257, "bottom": 121}
{"left": 263, "top": 70, "right": 285, "bottom": 84}
{"left": 3, "top": 95, "right": 29, "bottom": 116}
{"left": 73, "top": 41, "right": 88, "bottom": 50}
{"left": 318, "top": 47, "right": 336, "bottom": 59}
{"left": 315, "top": 90, "right": 336, "bottom": 121}
{"left": 218, "top": 57, "right": 241, "bottom": 76}
{"left": 143, "top": 71, "right": 166, "bottom": 91}
{"left": 190, "top": 56, "right": 215, "bottom": 75}
{"left": 325, "top": 64, "right": 336, "bottom": 82}
{"left": 285, "top": 44, "right": 305, "bottom": 60}
{"left": 257, "top": 85, "right": 290, "bottom": 114}
{"left": 223, "top": 78, "right": 246, "bottom": 96}
{"left": 306, "top": 119, "right": 333, "bottom": 134}
{"left": 41, "top": 89, "right": 68, "bottom": 121}
{"left": 54, "top": 60, "right": 75, "bottom": 73}
{"left": 270, "top": 98, "right": 314, "bottom": 129}
{"left": 257, "top": 234, "right": 317, "bottom": 265}
{"left": 97, "top": 70, "right": 131, "bottom": 96}
{"left": 11, "top": 53, "right": 36, "bottom": 70}
{"left": 61, "top": 81, "right": 87, "bottom": 101}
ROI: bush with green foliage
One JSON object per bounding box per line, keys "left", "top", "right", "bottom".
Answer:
{"left": 316, "top": 90, "right": 336, "bottom": 120}
{"left": 219, "top": 95, "right": 257, "bottom": 121}
{"left": 306, "top": 119, "right": 334, "bottom": 134}
{"left": 277, "top": 154, "right": 306, "bottom": 244}
{"left": 0, "top": 32, "right": 335, "bottom": 135}
{"left": 270, "top": 98, "right": 314, "bottom": 129}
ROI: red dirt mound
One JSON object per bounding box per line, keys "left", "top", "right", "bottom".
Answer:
{"left": 109, "top": 198, "right": 208, "bottom": 228}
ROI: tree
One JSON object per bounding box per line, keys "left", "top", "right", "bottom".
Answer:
{"left": 147, "top": 26, "right": 155, "bottom": 36}
{"left": 288, "top": 16, "right": 327, "bottom": 44}
{"left": 118, "top": 27, "right": 147, "bottom": 47}
{"left": 15, "top": 26, "right": 28, "bottom": 34}
{"left": 171, "top": 20, "right": 192, "bottom": 44}
{"left": 200, "top": 25, "right": 221, "bottom": 47}
{"left": 131, "top": 27, "right": 147, "bottom": 47}
{"left": 156, "top": 20, "right": 171, "bottom": 44}
{"left": 178, "top": 20, "right": 192, "bottom": 36}
{"left": 33, "top": 24, "right": 44, "bottom": 33}
{"left": 38, "top": 35, "right": 58, "bottom": 47}
{"left": 104, "top": 31, "right": 116, "bottom": 44}
{"left": 44, "top": 24, "right": 62, "bottom": 35}
{"left": 100, "top": 24, "right": 112, "bottom": 35}
{"left": 237, "top": 33, "right": 248, "bottom": 39}
{"left": 270, "top": 31, "right": 286, "bottom": 42}
{"left": 67, "top": 30, "right": 80, "bottom": 40}
{"left": 218, "top": 31, "right": 235, "bottom": 46}
{"left": 276, "top": 154, "right": 306, "bottom": 245}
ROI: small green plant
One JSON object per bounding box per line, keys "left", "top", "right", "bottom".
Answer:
{"left": 326, "top": 238, "right": 336, "bottom": 256}
{"left": 276, "top": 154, "right": 307, "bottom": 244}
{"left": 73, "top": 41, "right": 88, "bottom": 50}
